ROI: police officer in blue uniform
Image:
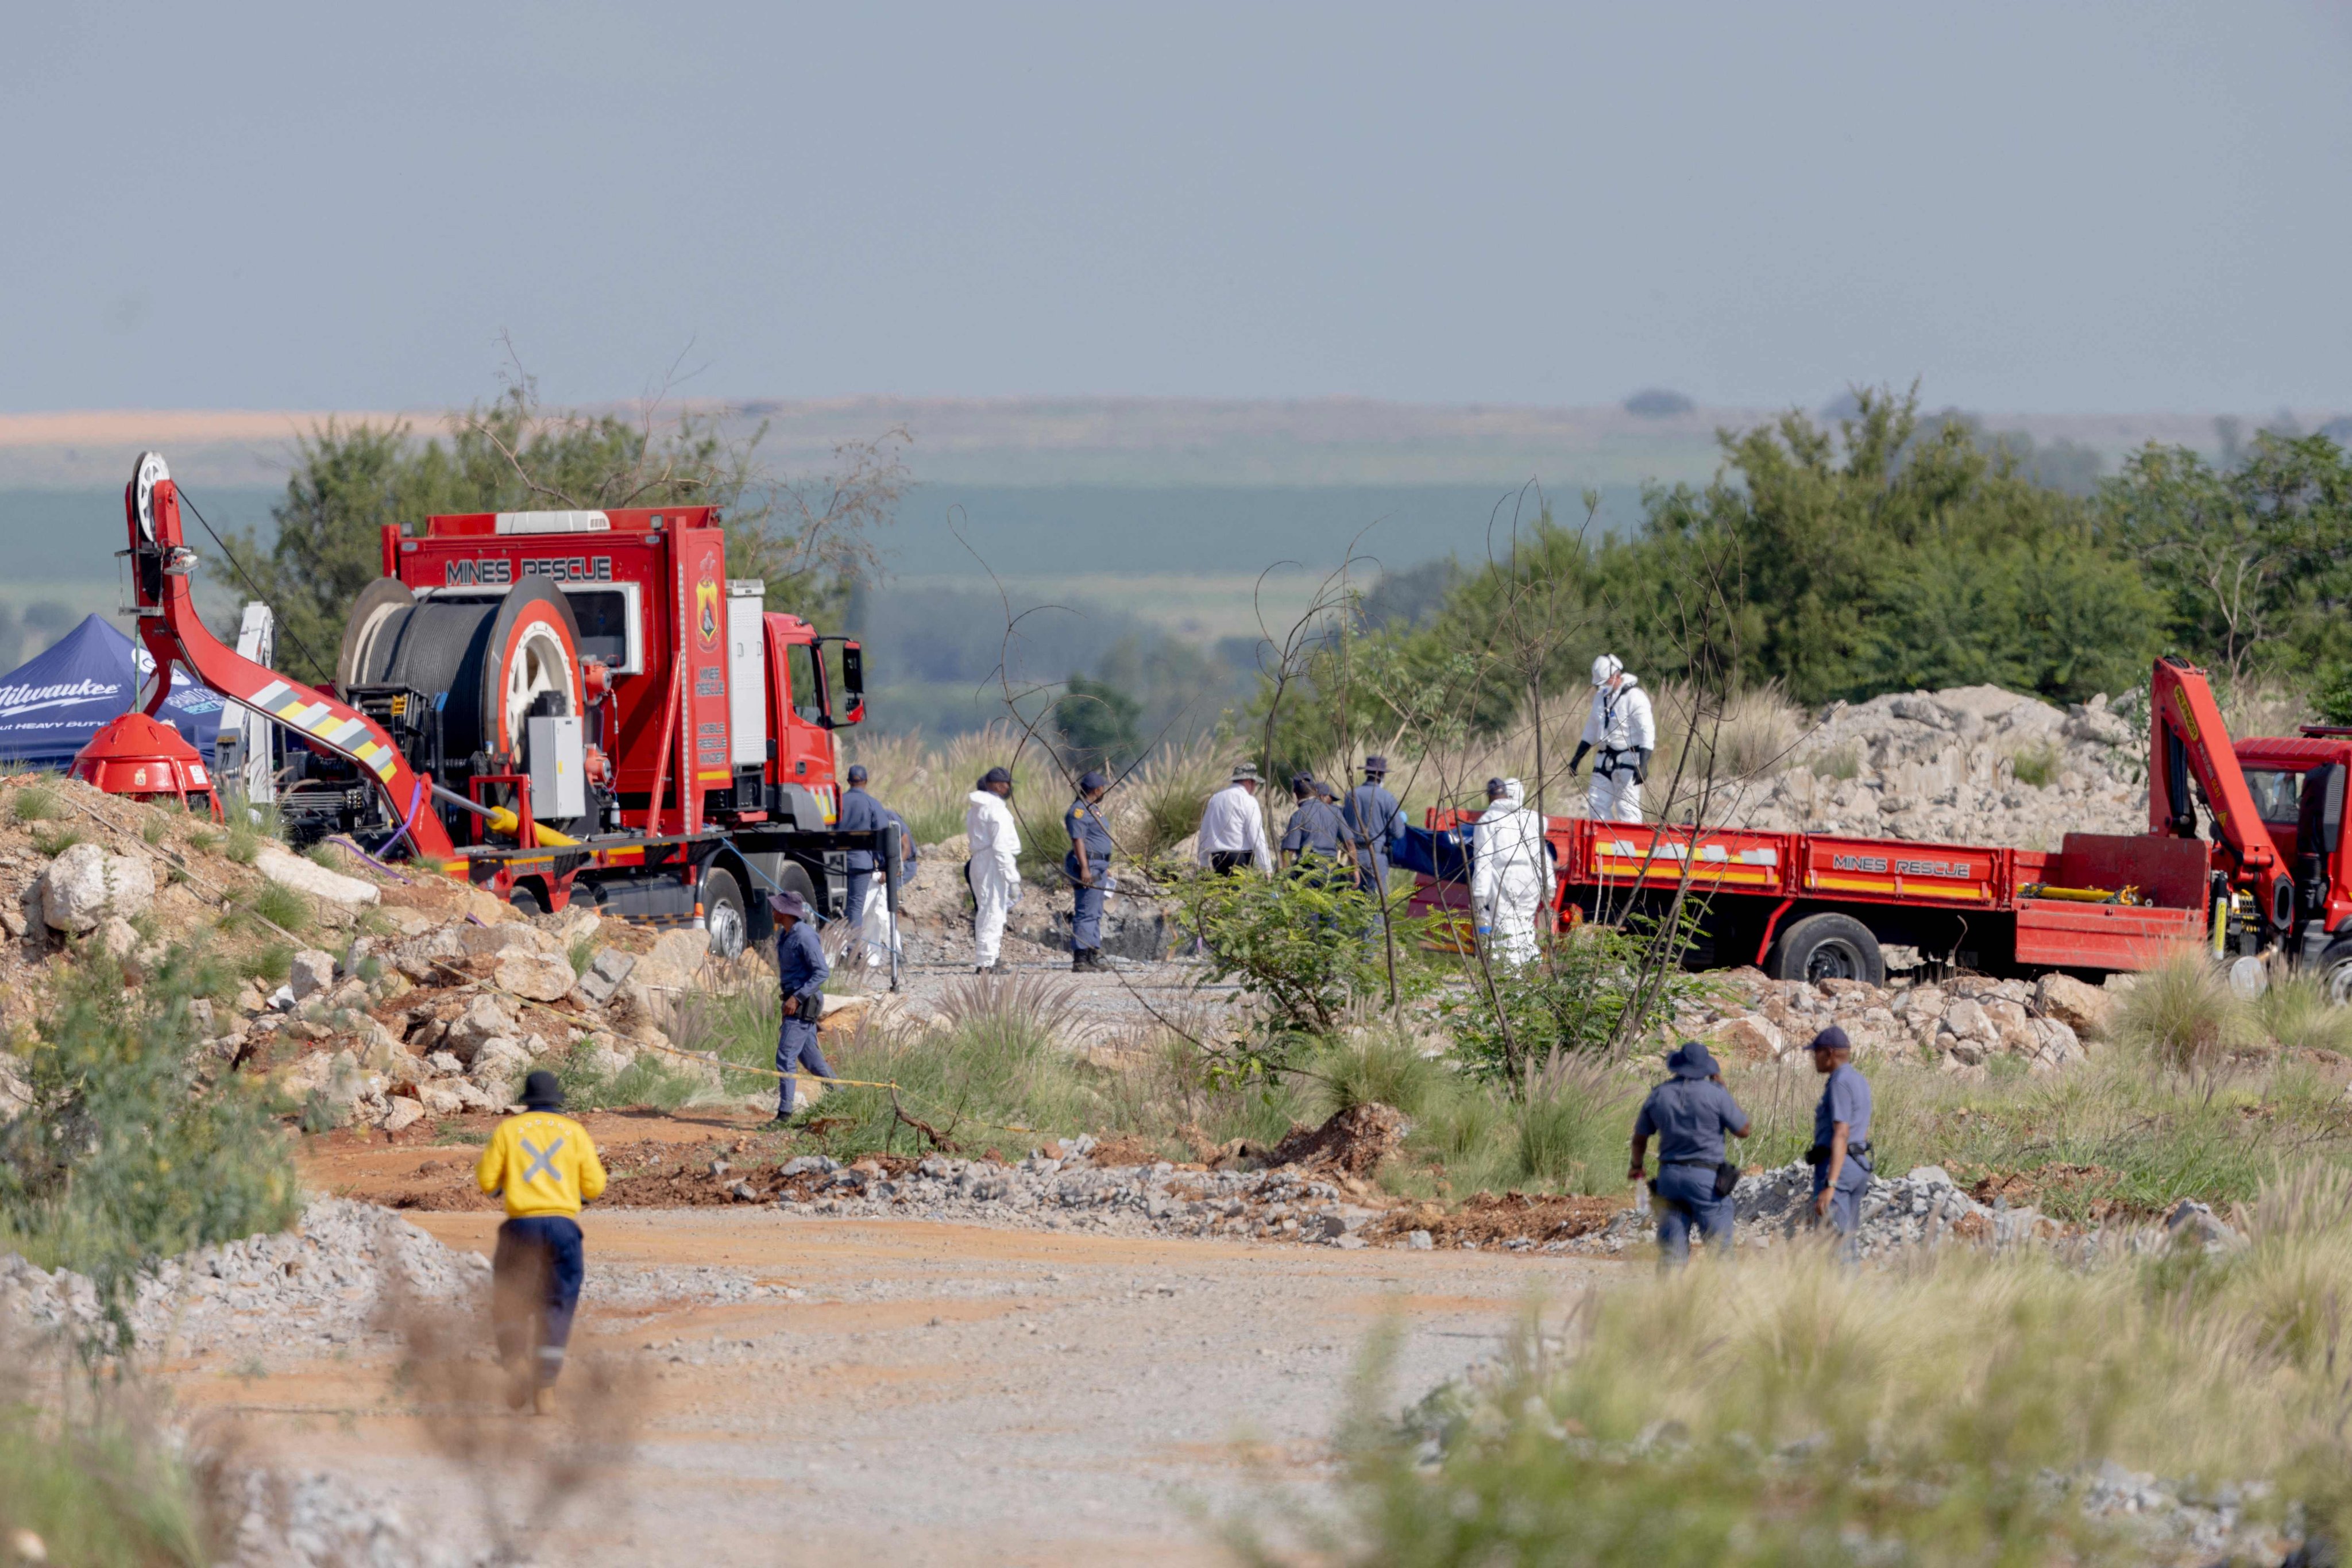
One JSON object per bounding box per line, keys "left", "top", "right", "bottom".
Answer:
{"left": 1342, "top": 756, "right": 1405, "bottom": 895}
{"left": 1064, "top": 770, "right": 1114, "bottom": 972}
{"left": 1280, "top": 775, "right": 1360, "bottom": 887}
{"left": 1628, "top": 1040, "right": 1752, "bottom": 1265}
{"left": 1808, "top": 1025, "right": 1874, "bottom": 1256}
{"left": 768, "top": 891, "right": 833, "bottom": 1123}
{"left": 835, "top": 764, "right": 887, "bottom": 929}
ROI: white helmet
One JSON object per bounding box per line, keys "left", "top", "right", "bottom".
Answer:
{"left": 1590, "top": 654, "right": 1623, "bottom": 686}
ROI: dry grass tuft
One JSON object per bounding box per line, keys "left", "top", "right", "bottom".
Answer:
{"left": 2115, "top": 945, "right": 2259, "bottom": 1072}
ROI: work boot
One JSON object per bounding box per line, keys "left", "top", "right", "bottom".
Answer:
{"left": 532, "top": 1385, "right": 557, "bottom": 1418}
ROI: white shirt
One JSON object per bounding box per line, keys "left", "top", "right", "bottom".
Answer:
{"left": 964, "top": 790, "right": 1021, "bottom": 880}
{"left": 1195, "top": 783, "right": 1275, "bottom": 872}
{"left": 1581, "top": 676, "right": 1656, "bottom": 753}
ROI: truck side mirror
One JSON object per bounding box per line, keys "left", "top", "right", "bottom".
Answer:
{"left": 837, "top": 642, "right": 864, "bottom": 727}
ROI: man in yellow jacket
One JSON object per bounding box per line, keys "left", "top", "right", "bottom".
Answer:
{"left": 476, "top": 1069, "right": 607, "bottom": 1415}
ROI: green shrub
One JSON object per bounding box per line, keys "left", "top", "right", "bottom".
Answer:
{"left": 567, "top": 934, "right": 597, "bottom": 977}
{"left": 2010, "top": 739, "right": 2063, "bottom": 788}
{"left": 0, "top": 950, "right": 300, "bottom": 1349}
{"left": 1444, "top": 918, "right": 1714, "bottom": 1084}
{"left": 30, "top": 825, "right": 86, "bottom": 858}
{"left": 1510, "top": 1059, "right": 1636, "bottom": 1189}
{"left": 2256, "top": 972, "right": 2352, "bottom": 1055}
{"left": 227, "top": 882, "right": 311, "bottom": 937}
{"left": 1310, "top": 1027, "right": 1449, "bottom": 1121}
{"left": 549, "top": 1037, "right": 706, "bottom": 1114}
{"left": 138, "top": 813, "right": 171, "bottom": 847}
{"left": 2116, "top": 947, "right": 2256, "bottom": 1073}
{"left": 1160, "top": 861, "right": 1411, "bottom": 1041}
{"left": 10, "top": 781, "right": 63, "bottom": 822}
{"left": 1809, "top": 744, "right": 1862, "bottom": 781}
{"left": 234, "top": 941, "right": 293, "bottom": 987}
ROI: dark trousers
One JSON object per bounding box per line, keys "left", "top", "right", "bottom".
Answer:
{"left": 1652, "top": 1163, "right": 1733, "bottom": 1266}
{"left": 777, "top": 1015, "right": 833, "bottom": 1115}
{"left": 492, "top": 1215, "right": 584, "bottom": 1388}
{"left": 1208, "top": 851, "right": 1253, "bottom": 875}
{"left": 1068, "top": 868, "right": 1106, "bottom": 952}
{"left": 842, "top": 868, "right": 872, "bottom": 929}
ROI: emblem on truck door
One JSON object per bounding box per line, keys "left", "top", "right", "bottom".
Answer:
{"left": 696, "top": 579, "right": 720, "bottom": 646}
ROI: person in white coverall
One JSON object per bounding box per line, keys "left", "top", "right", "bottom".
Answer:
{"left": 964, "top": 766, "right": 1022, "bottom": 973}
{"left": 1472, "top": 777, "right": 1551, "bottom": 965}
{"left": 1569, "top": 654, "right": 1655, "bottom": 823}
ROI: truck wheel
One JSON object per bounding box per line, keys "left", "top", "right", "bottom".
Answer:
{"left": 1768, "top": 913, "right": 1884, "bottom": 987}
{"left": 2314, "top": 937, "right": 2352, "bottom": 1007}
{"left": 508, "top": 883, "right": 545, "bottom": 916}
{"left": 701, "top": 867, "right": 748, "bottom": 960}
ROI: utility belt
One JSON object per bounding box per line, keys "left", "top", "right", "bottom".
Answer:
{"left": 1655, "top": 1157, "right": 1743, "bottom": 1200}
{"left": 1596, "top": 747, "right": 1637, "bottom": 777}
{"left": 1805, "top": 1140, "right": 1872, "bottom": 1167}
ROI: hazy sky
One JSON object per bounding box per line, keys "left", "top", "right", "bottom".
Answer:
{"left": 5, "top": 2, "right": 2347, "bottom": 415}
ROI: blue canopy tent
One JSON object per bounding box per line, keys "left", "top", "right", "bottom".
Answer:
{"left": 0, "top": 614, "right": 227, "bottom": 770}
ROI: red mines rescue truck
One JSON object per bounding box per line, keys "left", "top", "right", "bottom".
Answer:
{"left": 1412, "top": 655, "right": 2352, "bottom": 999}
{"left": 107, "top": 453, "right": 894, "bottom": 971}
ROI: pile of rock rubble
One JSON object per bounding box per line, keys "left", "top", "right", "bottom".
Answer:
{"left": 1671, "top": 965, "right": 2122, "bottom": 1076}
{"left": 0, "top": 1196, "right": 789, "bottom": 1357}
{"left": 1726, "top": 683, "right": 2148, "bottom": 848}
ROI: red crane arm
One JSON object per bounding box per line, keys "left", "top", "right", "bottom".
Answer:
{"left": 2149, "top": 654, "right": 2292, "bottom": 927}
{"left": 122, "top": 454, "right": 459, "bottom": 863}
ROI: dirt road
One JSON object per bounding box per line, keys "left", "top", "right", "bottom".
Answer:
{"left": 173, "top": 1206, "right": 1615, "bottom": 1565}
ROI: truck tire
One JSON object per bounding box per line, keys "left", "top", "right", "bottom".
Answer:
{"left": 2314, "top": 936, "right": 2352, "bottom": 1007}
{"left": 508, "top": 883, "right": 545, "bottom": 916}
{"left": 1768, "top": 913, "right": 1884, "bottom": 987}
{"left": 701, "top": 867, "right": 748, "bottom": 960}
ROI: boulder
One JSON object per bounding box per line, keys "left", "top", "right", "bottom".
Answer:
{"left": 373, "top": 903, "right": 438, "bottom": 938}
{"left": 1707, "top": 1014, "right": 1787, "bottom": 1061}
{"left": 495, "top": 952, "right": 576, "bottom": 1003}
{"left": 288, "top": 948, "right": 339, "bottom": 1003}
{"left": 415, "top": 1083, "right": 464, "bottom": 1117}
{"left": 466, "top": 1037, "right": 534, "bottom": 1098}
{"left": 2034, "top": 972, "right": 2117, "bottom": 1039}
{"left": 254, "top": 844, "right": 379, "bottom": 909}
{"left": 444, "top": 994, "right": 520, "bottom": 1063}
{"left": 577, "top": 947, "right": 636, "bottom": 1006}
{"left": 815, "top": 992, "right": 876, "bottom": 1036}
{"left": 458, "top": 923, "right": 543, "bottom": 960}
{"left": 632, "top": 928, "right": 712, "bottom": 993}
{"left": 39, "top": 843, "right": 155, "bottom": 934}
{"left": 381, "top": 1096, "right": 424, "bottom": 1134}
{"left": 1941, "top": 998, "right": 1995, "bottom": 1045}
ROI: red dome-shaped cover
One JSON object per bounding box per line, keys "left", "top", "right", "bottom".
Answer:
{"left": 72, "top": 713, "right": 222, "bottom": 820}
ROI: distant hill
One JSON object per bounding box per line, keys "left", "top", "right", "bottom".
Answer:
{"left": 0, "top": 396, "right": 2258, "bottom": 490}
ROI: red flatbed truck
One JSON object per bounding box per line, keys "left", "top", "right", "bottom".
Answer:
{"left": 1411, "top": 656, "right": 2352, "bottom": 995}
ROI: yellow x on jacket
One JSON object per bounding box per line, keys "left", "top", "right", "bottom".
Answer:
{"left": 476, "top": 1110, "right": 608, "bottom": 1218}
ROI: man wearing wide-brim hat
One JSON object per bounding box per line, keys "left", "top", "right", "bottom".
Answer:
{"left": 1195, "top": 762, "right": 1273, "bottom": 875}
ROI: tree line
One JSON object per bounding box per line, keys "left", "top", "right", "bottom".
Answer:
{"left": 1258, "top": 385, "right": 2352, "bottom": 771}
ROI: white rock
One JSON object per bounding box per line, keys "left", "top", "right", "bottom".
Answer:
{"left": 444, "top": 994, "right": 519, "bottom": 1063}
{"left": 495, "top": 952, "right": 576, "bottom": 1003}
{"left": 466, "top": 1036, "right": 533, "bottom": 1096}
{"left": 632, "top": 928, "right": 712, "bottom": 992}
{"left": 288, "top": 948, "right": 338, "bottom": 1002}
{"left": 39, "top": 843, "right": 155, "bottom": 933}
{"left": 381, "top": 1096, "right": 424, "bottom": 1134}
{"left": 415, "top": 1083, "right": 464, "bottom": 1117}
{"left": 254, "top": 844, "right": 379, "bottom": 910}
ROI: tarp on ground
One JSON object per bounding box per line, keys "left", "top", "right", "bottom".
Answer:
{"left": 0, "top": 614, "right": 227, "bottom": 770}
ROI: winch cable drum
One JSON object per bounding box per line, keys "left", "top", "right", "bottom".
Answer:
{"left": 337, "top": 577, "right": 589, "bottom": 829}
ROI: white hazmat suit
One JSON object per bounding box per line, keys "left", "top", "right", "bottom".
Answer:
{"left": 1472, "top": 777, "right": 1551, "bottom": 965}
{"left": 964, "top": 788, "right": 1022, "bottom": 970}
{"left": 1581, "top": 670, "right": 1656, "bottom": 824}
